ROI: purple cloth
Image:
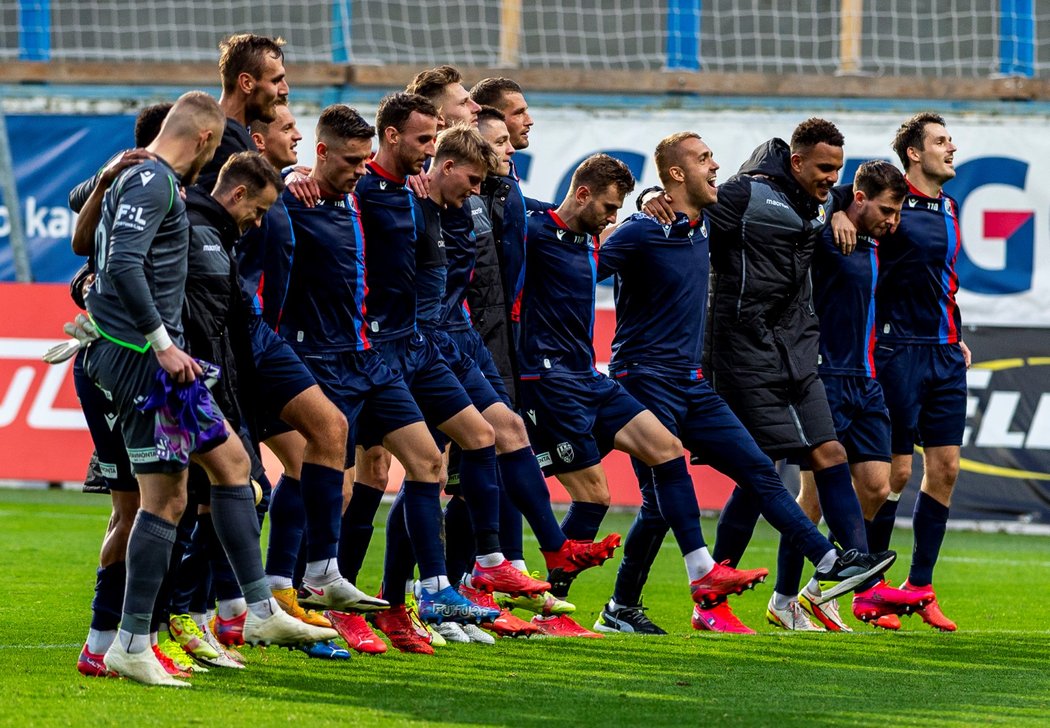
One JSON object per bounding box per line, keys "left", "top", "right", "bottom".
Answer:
{"left": 137, "top": 360, "right": 226, "bottom": 465}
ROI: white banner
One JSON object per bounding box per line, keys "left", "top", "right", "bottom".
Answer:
{"left": 297, "top": 106, "right": 1048, "bottom": 326}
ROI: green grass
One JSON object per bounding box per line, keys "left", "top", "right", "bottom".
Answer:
{"left": 2, "top": 488, "right": 1049, "bottom": 727}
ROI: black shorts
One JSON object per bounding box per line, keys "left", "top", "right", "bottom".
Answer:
{"left": 299, "top": 348, "right": 425, "bottom": 466}
{"left": 518, "top": 373, "right": 646, "bottom": 476}
{"left": 716, "top": 370, "right": 838, "bottom": 461}
{"left": 83, "top": 340, "right": 228, "bottom": 475}
{"left": 73, "top": 349, "right": 136, "bottom": 491}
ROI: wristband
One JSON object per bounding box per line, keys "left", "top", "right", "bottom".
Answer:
{"left": 145, "top": 325, "right": 173, "bottom": 352}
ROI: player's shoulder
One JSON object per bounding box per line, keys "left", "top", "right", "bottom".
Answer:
{"left": 113, "top": 158, "right": 178, "bottom": 202}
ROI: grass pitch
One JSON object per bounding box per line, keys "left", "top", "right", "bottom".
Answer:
{"left": 1, "top": 488, "right": 1048, "bottom": 727}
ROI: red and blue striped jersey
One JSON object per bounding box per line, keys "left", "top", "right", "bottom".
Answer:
{"left": 356, "top": 161, "right": 418, "bottom": 342}
{"left": 600, "top": 212, "right": 709, "bottom": 380}
{"left": 519, "top": 210, "right": 601, "bottom": 379}
{"left": 813, "top": 227, "right": 879, "bottom": 377}
{"left": 276, "top": 189, "right": 370, "bottom": 352}
{"left": 876, "top": 181, "right": 963, "bottom": 344}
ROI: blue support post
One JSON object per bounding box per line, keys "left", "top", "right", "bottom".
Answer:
{"left": 666, "top": 0, "right": 701, "bottom": 71}
{"left": 1000, "top": 0, "right": 1034, "bottom": 77}
{"left": 332, "top": 0, "right": 352, "bottom": 63}
{"left": 17, "top": 0, "right": 51, "bottom": 61}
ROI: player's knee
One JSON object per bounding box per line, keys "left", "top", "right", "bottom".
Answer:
{"left": 811, "top": 441, "right": 847, "bottom": 469}
{"left": 495, "top": 413, "right": 530, "bottom": 452}
{"left": 647, "top": 434, "right": 683, "bottom": 464}
{"left": 406, "top": 446, "right": 443, "bottom": 483}
{"left": 459, "top": 419, "right": 496, "bottom": 451}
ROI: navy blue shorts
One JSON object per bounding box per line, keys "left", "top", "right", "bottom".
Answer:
{"left": 298, "top": 348, "right": 425, "bottom": 467}
{"left": 519, "top": 373, "right": 646, "bottom": 476}
{"left": 362, "top": 332, "right": 473, "bottom": 449}
{"left": 83, "top": 340, "right": 228, "bottom": 476}
{"left": 426, "top": 328, "right": 505, "bottom": 413}
{"left": 822, "top": 374, "right": 891, "bottom": 463}
{"left": 446, "top": 327, "right": 512, "bottom": 407}
{"left": 73, "top": 349, "right": 136, "bottom": 491}
{"left": 249, "top": 317, "right": 317, "bottom": 439}
{"left": 875, "top": 342, "right": 967, "bottom": 454}
{"left": 617, "top": 370, "right": 788, "bottom": 487}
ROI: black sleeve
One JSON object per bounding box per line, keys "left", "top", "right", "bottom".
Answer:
{"left": 68, "top": 171, "right": 103, "bottom": 214}
{"left": 705, "top": 177, "right": 751, "bottom": 239}
{"left": 830, "top": 184, "right": 854, "bottom": 213}
{"left": 69, "top": 262, "right": 92, "bottom": 310}
{"left": 634, "top": 185, "right": 664, "bottom": 211}
{"left": 523, "top": 196, "right": 553, "bottom": 214}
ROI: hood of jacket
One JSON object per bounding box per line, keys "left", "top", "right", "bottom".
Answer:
{"left": 737, "top": 138, "right": 821, "bottom": 220}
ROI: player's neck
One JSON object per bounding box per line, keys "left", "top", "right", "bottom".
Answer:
{"left": 426, "top": 176, "right": 446, "bottom": 207}
{"left": 553, "top": 202, "right": 586, "bottom": 234}
{"left": 371, "top": 149, "right": 406, "bottom": 180}
{"left": 311, "top": 172, "right": 342, "bottom": 201}
{"left": 906, "top": 170, "right": 942, "bottom": 198}
{"left": 147, "top": 139, "right": 193, "bottom": 179}
{"left": 219, "top": 93, "right": 247, "bottom": 127}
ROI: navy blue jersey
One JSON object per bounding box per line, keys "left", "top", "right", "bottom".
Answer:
{"left": 876, "top": 181, "right": 963, "bottom": 344}
{"left": 499, "top": 172, "right": 528, "bottom": 323}
{"left": 415, "top": 196, "right": 447, "bottom": 328}
{"left": 276, "top": 189, "right": 370, "bottom": 353}
{"left": 519, "top": 210, "right": 601, "bottom": 379}
{"left": 440, "top": 203, "right": 477, "bottom": 332}
{"left": 236, "top": 193, "right": 294, "bottom": 325}
{"left": 600, "top": 212, "right": 709, "bottom": 379}
{"left": 356, "top": 161, "right": 418, "bottom": 341}
{"left": 813, "top": 228, "right": 879, "bottom": 377}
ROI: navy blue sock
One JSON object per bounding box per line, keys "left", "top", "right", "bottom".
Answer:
{"left": 812, "top": 463, "right": 867, "bottom": 552}
{"left": 293, "top": 533, "right": 308, "bottom": 590}
{"left": 910, "top": 491, "right": 949, "bottom": 587}
{"left": 169, "top": 516, "right": 210, "bottom": 614}
{"left": 381, "top": 489, "right": 416, "bottom": 606}
{"left": 560, "top": 500, "right": 608, "bottom": 542}
{"left": 299, "top": 463, "right": 344, "bottom": 562}
{"left": 867, "top": 497, "right": 899, "bottom": 553}
{"left": 651, "top": 457, "right": 706, "bottom": 556}
{"left": 443, "top": 496, "right": 476, "bottom": 586}
{"left": 612, "top": 463, "right": 668, "bottom": 607}
{"left": 254, "top": 472, "right": 273, "bottom": 527}
{"left": 498, "top": 446, "right": 565, "bottom": 551}
{"left": 498, "top": 477, "right": 524, "bottom": 562}
{"left": 713, "top": 486, "right": 762, "bottom": 566}
{"left": 200, "top": 512, "right": 241, "bottom": 601}
{"left": 337, "top": 482, "right": 384, "bottom": 585}
{"left": 773, "top": 539, "right": 807, "bottom": 597}
{"left": 402, "top": 480, "right": 445, "bottom": 581}
{"left": 265, "top": 476, "right": 305, "bottom": 579}
{"left": 458, "top": 445, "right": 502, "bottom": 555}
{"left": 90, "top": 562, "right": 125, "bottom": 632}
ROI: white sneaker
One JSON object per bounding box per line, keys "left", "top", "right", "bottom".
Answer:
{"left": 461, "top": 623, "right": 496, "bottom": 645}
{"left": 104, "top": 640, "right": 190, "bottom": 687}
{"left": 765, "top": 597, "right": 824, "bottom": 631}
{"left": 243, "top": 608, "right": 338, "bottom": 646}
{"left": 799, "top": 586, "right": 852, "bottom": 632}
{"left": 199, "top": 623, "right": 246, "bottom": 669}
{"left": 433, "top": 622, "right": 470, "bottom": 643}
{"left": 299, "top": 577, "right": 390, "bottom": 612}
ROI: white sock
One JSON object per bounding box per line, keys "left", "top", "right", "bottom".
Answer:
{"left": 772, "top": 592, "right": 795, "bottom": 610}
{"left": 86, "top": 628, "right": 116, "bottom": 654}
{"left": 609, "top": 598, "right": 630, "bottom": 611}
{"left": 266, "top": 574, "right": 294, "bottom": 591}
{"left": 684, "top": 547, "right": 717, "bottom": 582}
{"left": 817, "top": 549, "right": 838, "bottom": 573}
{"left": 510, "top": 559, "right": 528, "bottom": 573}
{"left": 247, "top": 597, "right": 278, "bottom": 619}
{"left": 886, "top": 491, "right": 901, "bottom": 502}
{"left": 118, "top": 629, "right": 150, "bottom": 654}
{"left": 218, "top": 598, "right": 248, "bottom": 621}
{"left": 805, "top": 577, "right": 821, "bottom": 596}
{"left": 304, "top": 558, "right": 340, "bottom": 584}
{"left": 150, "top": 631, "right": 159, "bottom": 646}
{"left": 420, "top": 575, "right": 451, "bottom": 593}
{"left": 188, "top": 612, "right": 206, "bottom": 629}
{"left": 476, "top": 552, "right": 504, "bottom": 568}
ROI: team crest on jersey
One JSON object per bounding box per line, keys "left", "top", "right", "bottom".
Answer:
{"left": 816, "top": 204, "right": 827, "bottom": 225}
{"left": 699, "top": 220, "right": 707, "bottom": 237}
{"left": 556, "top": 442, "right": 575, "bottom": 463}
{"left": 944, "top": 199, "right": 955, "bottom": 217}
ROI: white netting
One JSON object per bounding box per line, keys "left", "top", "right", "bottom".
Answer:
{"left": 2, "top": 1, "right": 1049, "bottom": 78}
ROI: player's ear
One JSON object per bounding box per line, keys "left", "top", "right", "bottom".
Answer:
{"left": 442, "top": 159, "right": 456, "bottom": 176}
{"left": 854, "top": 189, "right": 866, "bottom": 206}
{"left": 670, "top": 165, "right": 685, "bottom": 183}
{"left": 316, "top": 141, "right": 328, "bottom": 161}
{"left": 233, "top": 184, "right": 247, "bottom": 203}
{"left": 790, "top": 152, "right": 804, "bottom": 175}
{"left": 383, "top": 126, "right": 399, "bottom": 146}
{"left": 238, "top": 71, "right": 254, "bottom": 95}
{"left": 251, "top": 132, "right": 265, "bottom": 153}
{"left": 575, "top": 185, "right": 591, "bottom": 205}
